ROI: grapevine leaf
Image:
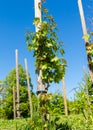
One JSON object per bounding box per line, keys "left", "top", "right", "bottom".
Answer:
{"left": 82, "top": 34, "right": 90, "bottom": 41}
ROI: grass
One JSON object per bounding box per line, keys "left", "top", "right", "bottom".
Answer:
{"left": 55, "top": 115, "right": 93, "bottom": 130}
{"left": 0, "top": 114, "right": 93, "bottom": 130}
{"left": 0, "top": 118, "right": 28, "bottom": 130}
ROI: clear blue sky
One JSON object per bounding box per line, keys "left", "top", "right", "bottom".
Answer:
{"left": 0, "top": 0, "right": 92, "bottom": 99}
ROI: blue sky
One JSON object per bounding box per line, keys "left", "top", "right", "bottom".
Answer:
{"left": 0, "top": 0, "right": 92, "bottom": 99}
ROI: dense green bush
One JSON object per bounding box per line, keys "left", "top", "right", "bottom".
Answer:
{"left": 1, "top": 64, "right": 33, "bottom": 119}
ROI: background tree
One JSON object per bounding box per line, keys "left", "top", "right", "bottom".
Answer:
{"left": 2, "top": 64, "right": 33, "bottom": 119}
{"left": 0, "top": 80, "right": 5, "bottom": 118}
{"left": 0, "top": 80, "right": 4, "bottom": 92}
{"left": 49, "top": 93, "right": 65, "bottom": 116}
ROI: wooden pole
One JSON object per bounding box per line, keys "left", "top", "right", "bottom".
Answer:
{"left": 34, "top": 0, "right": 42, "bottom": 32}
{"left": 13, "top": 86, "right": 16, "bottom": 119}
{"left": 34, "top": 0, "right": 47, "bottom": 94}
{"left": 24, "top": 58, "right": 33, "bottom": 118}
{"left": 62, "top": 77, "right": 68, "bottom": 116}
{"left": 15, "top": 49, "right": 20, "bottom": 118}
{"left": 0, "top": 83, "right": 3, "bottom": 113}
{"left": 78, "top": 0, "right": 87, "bottom": 37}
{"left": 78, "top": 0, "right": 93, "bottom": 83}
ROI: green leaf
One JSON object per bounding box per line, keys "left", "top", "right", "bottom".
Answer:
{"left": 60, "top": 49, "right": 65, "bottom": 55}
{"left": 41, "top": 64, "right": 47, "bottom": 70}
{"left": 82, "top": 34, "right": 90, "bottom": 41}
{"left": 44, "top": 8, "right": 48, "bottom": 14}
{"left": 27, "top": 44, "right": 34, "bottom": 51}
{"left": 47, "top": 43, "right": 53, "bottom": 47}
{"left": 51, "top": 57, "right": 59, "bottom": 62}
{"left": 33, "top": 18, "right": 40, "bottom": 26}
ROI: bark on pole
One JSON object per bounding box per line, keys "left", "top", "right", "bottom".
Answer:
{"left": 62, "top": 77, "right": 68, "bottom": 116}
{"left": 15, "top": 49, "right": 20, "bottom": 118}
{"left": 34, "top": 0, "right": 42, "bottom": 32}
{"left": 34, "top": 0, "right": 46, "bottom": 94}
{"left": 78, "top": 0, "right": 87, "bottom": 37}
{"left": 78, "top": 0, "right": 93, "bottom": 83}
{"left": 24, "top": 58, "right": 33, "bottom": 118}
{"left": 13, "top": 86, "right": 16, "bottom": 119}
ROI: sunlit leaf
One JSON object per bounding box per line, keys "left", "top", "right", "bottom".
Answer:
{"left": 82, "top": 34, "right": 90, "bottom": 41}
{"left": 60, "top": 49, "right": 65, "bottom": 55}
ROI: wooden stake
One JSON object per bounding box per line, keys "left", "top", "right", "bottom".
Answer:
{"left": 78, "top": 0, "right": 93, "bottom": 83}
{"left": 62, "top": 77, "right": 68, "bottom": 116}
{"left": 78, "top": 0, "right": 87, "bottom": 37}
{"left": 13, "top": 86, "right": 16, "bottom": 119}
{"left": 15, "top": 49, "right": 20, "bottom": 118}
{"left": 34, "top": 0, "right": 42, "bottom": 32}
{"left": 34, "top": 0, "right": 47, "bottom": 94}
{"left": 24, "top": 58, "right": 33, "bottom": 118}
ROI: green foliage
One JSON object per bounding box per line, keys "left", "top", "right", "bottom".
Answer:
{"left": 39, "top": 94, "right": 52, "bottom": 115}
{"left": 86, "top": 43, "right": 93, "bottom": 57}
{"left": 82, "top": 34, "right": 91, "bottom": 41}
{"left": 2, "top": 64, "right": 33, "bottom": 119}
{"left": 1, "top": 115, "right": 93, "bottom": 130}
{"left": 68, "top": 74, "right": 93, "bottom": 115}
{"left": 0, "top": 80, "right": 4, "bottom": 92}
{"left": 83, "top": 32, "right": 93, "bottom": 66}
{"left": 0, "top": 108, "right": 5, "bottom": 118}
{"left": 49, "top": 94, "right": 65, "bottom": 116}
{"left": 38, "top": 93, "right": 65, "bottom": 117}
{"left": 26, "top": 4, "right": 66, "bottom": 87}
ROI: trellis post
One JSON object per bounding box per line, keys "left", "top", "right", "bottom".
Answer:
{"left": 34, "top": 0, "right": 42, "bottom": 32}
{"left": 78, "top": 0, "right": 93, "bottom": 84}
{"left": 78, "top": 0, "right": 87, "bottom": 36}
{"left": 15, "top": 49, "right": 20, "bottom": 118}
{"left": 24, "top": 58, "right": 33, "bottom": 118}
{"left": 34, "top": 0, "right": 47, "bottom": 95}
{"left": 62, "top": 77, "right": 68, "bottom": 116}
{"left": 13, "top": 86, "right": 16, "bottom": 119}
